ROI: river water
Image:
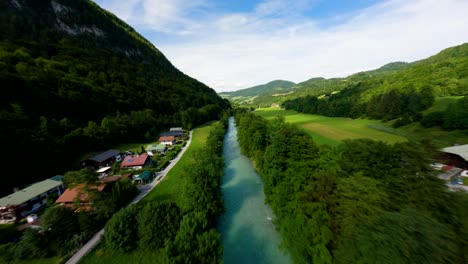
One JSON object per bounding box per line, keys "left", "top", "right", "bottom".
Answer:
{"left": 217, "top": 118, "right": 291, "bottom": 264}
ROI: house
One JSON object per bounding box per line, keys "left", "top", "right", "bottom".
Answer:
{"left": 101, "top": 175, "right": 121, "bottom": 184}
{"left": 133, "top": 170, "right": 154, "bottom": 184}
{"left": 55, "top": 183, "right": 106, "bottom": 211}
{"left": 160, "top": 131, "right": 183, "bottom": 137}
{"left": 96, "top": 166, "right": 112, "bottom": 178}
{"left": 440, "top": 144, "right": 468, "bottom": 169}
{"left": 82, "top": 149, "right": 120, "bottom": 168}
{"left": 120, "top": 153, "right": 150, "bottom": 169}
{"left": 0, "top": 179, "right": 64, "bottom": 223}
{"left": 146, "top": 143, "right": 167, "bottom": 154}
{"left": 121, "top": 173, "right": 134, "bottom": 181}
{"left": 170, "top": 127, "right": 183, "bottom": 132}
{"left": 159, "top": 136, "right": 176, "bottom": 145}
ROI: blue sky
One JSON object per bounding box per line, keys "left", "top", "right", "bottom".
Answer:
{"left": 95, "top": 0, "right": 468, "bottom": 92}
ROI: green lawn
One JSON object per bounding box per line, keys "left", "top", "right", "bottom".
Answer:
{"left": 79, "top": 122, "right": 218, "bottom": 264}
{"left": 142, "top": 121, "right": 218, "bottom": 208}
{"left": 254, "top": 108, "right": 407, "bottom": 146}
{"left": 422, "top": 96, "right": 462, "bottom": 114}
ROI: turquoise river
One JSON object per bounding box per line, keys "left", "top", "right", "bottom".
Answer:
{"left": 217, "top": 118, "right": 291, "bottom": 264}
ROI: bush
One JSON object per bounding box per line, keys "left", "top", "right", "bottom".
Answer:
{"left": 421, "top": 111, "right": 445, "bottom": 127}
{"left": 104, "top": 206, "right": 138, "bottom": 252}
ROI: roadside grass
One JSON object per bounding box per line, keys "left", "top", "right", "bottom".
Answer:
{"left": 79, "top": 245, "right": 165, "bottom": 264}
{"left": 78, "top": 122, "right": 218, "bottom": 264}
{"left": 255, "top": 108, "right": 407, "bottom": 145}
{"left": 141, "top": 121, "right": 217, "bottom": 208}
{"left": 12, "top": 257, "right": 62, "bottom": 264}
{"left": 422, "top": 96, "right": 462, "bottom": 114}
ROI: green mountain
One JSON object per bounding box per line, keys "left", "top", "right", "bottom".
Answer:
{"left": 219, "top": 80, "right": 295, "bottom": 105}
{"left": 228, "top": 43, "right": 468, "bottom": 107}
{"left": 0, "top": 0, "right": 230, "bottom": 195}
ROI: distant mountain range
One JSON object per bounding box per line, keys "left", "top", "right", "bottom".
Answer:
{"left": 221, "top": 43, "right": 468, "bottom": 107}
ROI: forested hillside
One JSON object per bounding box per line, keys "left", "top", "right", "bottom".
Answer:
{"left": 226, "top": 43, "right": 468, "bottom": 108}
{"left": 219, "top": 80, "right": 295, "bottom": 105}
{"left": 0, "top": 0, "right": 230, "bottom": 195}
{"left": 235, "top": 109, "right": 468, "bottom": 264}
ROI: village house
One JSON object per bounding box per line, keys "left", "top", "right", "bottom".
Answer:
{"left": 0, "top": 179, "right": 64, "bottom": 224}
{"left": 133, "top": 170, "right": 154, "bottom": 184}
{"left": 160, "top": 130, "right": 183, "bottom": 138}
{"left": 96, "top": 166, "right": 112, "bottom": 178}
{"left": 55, "top": 183, "right": 106, "bottom": 212}
{"left": 159, "top": 136, "right": 176, "bottom": 145}
{"left": 440, "top": 144, "right": 468, "bottom": 169}
{"left": 146, "top": 143, "right": 167, "bottom": 154}
{"left": 120, "top": 153, "right": 150, "bottom": 169}
{"left": 82, "top": 149, "right": 120, "bottom": 168}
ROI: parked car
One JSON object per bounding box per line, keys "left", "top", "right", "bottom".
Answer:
{"left": 430, "top": 163, "right": 444, "bottom": 170}
{"left": 461, "top": 170, "right": 468, "bottom": 177}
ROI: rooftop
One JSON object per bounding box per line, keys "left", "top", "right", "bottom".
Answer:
{"left": 96, "top": 166, "right": 112, "bottom": 173}
{"left": 170, "top": 127, "right": 183, "bottom": 132}
{"left": 121, "top": 153, "right": 149, "bottom": 168}
{"left": 159, "top": 136, "right": 176, "bottom": 142}
{"left": 0, "top": 179, "right": 63, "bottom": 207}
{"left": 87, "top": 149, "right": 120, "bottom": 163}
{"left": 56, "top": 183, "right": 106, "bottom": 204}
{"left": 146, "top": 144, "right": 167, "bottom": 151}
{"left": 160, "top": 131, "right": 182, "bottom": 137}
{"left": 442, "top": 144, "right": 468, "bottom": 161}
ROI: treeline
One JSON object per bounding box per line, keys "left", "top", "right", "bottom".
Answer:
{"left": 282, "top": 86, "right": 434, "bottom": 125}
{"left": 0, "top": 0, "right": 230, "bottom": 195}
{"left": 235, "top": 109, "right": 468, "bottom": 264}
{"left": 0, "top": 169, "right": 138, "bottom": 262}
{"left": 101, "top": 115, "right": 229, "bottom": 263}
{"left": 421, "top": 96, "right": 468, "bottom": 130}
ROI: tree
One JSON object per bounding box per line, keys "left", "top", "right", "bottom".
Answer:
{"left": 137, "top": 202, "right": 182, "bottom": 249}
{"left": 104, "top": 206, "right": 138, "bottom": 252}
{"left": 165, "top": 212, "right": 222, "bottom": 264}
{"left": 41, "top": 206, "right": 80, "bottom": 255}
{"left": 334, "top": 209, "right": 457, "bottom": 264}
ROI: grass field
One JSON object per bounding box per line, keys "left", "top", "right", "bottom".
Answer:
{"left": 422, "top": 96, "right": 462, "bottom": 114}
{"left": 254, "top": 108, "right": 407, "bottom": 146}
{"left": 142, "top": 121, "right": 218, "bottom": 208}
{"left": 79, "top": 122, "right": 218, "bottom": 264}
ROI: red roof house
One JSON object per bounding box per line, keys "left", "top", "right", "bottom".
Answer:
{"left": 120, "top": 153, "right": 149, "bottom": 169}
{"left": 55, "top": 183, "right": 106, "bottom": 211}
{"left": 159, "top": 136, "right": 176, "bottom": 145}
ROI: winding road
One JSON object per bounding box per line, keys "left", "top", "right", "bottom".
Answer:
{"left": 65, "top": 130, "right": 193, "bottom": 264}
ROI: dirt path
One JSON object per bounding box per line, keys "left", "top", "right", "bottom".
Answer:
{"left": 65, "top": 130, "right": 193, "bottom": 264}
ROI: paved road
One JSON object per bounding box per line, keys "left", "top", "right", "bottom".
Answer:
{"left": 65, "top": 131, "right": 193, "bottom": 264}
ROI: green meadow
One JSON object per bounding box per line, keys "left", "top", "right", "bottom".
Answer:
{"left": 142, "top": 121, "right": 218, "bottom": 207}
{"left": 422, "top": 96, "right": 462, "bottom": 114}
{"left": 254, "top": 108, "right": 407, "bottom": 146}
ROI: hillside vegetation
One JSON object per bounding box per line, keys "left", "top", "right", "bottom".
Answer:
{"left": 219, "top": 80, "right": 295, "bottom": 105}
{"left": 235, "top": 109, "right": 468, "bottom": 264}
{"left": 0, "top": 0, "right": 230, "bottom": 195}
{"left": 227, "top": 43, "right": 468, "bottom": 108}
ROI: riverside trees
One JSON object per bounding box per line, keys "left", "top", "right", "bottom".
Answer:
{"left": 235, "top": 109, "right": 468, "bottom": 264}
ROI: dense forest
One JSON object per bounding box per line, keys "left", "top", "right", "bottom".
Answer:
{"left": 226, "top": 43, "right": 468, "bottom": 108}
{"left": 234, "top": 110, "right": 468, "bottom": 264}
{"left": 0, "top": 0, "right": 230, "bottom": 195}
{"left": 282, "top": 86, "right": 434, "bottom": 125}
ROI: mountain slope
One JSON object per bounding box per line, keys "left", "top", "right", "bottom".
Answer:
{"left": 0, "top": 0, "right": 230, "bottom": 195}
{"left": 228, "top": 43, "right": 468, "bottom": 107}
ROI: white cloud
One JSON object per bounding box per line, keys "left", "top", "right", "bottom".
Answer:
{"left": 96, "top": 0, "right": 468, "bottom": 92}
